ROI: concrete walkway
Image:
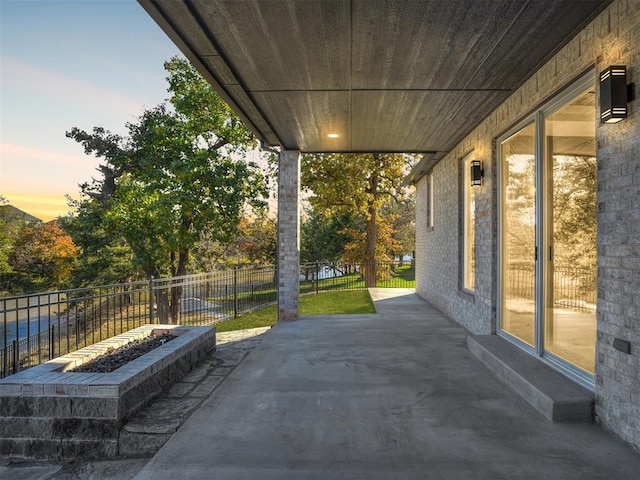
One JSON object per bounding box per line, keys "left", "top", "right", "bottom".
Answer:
{"left": 132, "top": 289, "right": 640, "bottom": 480}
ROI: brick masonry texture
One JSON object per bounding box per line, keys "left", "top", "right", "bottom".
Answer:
{"left": 277, "top": 150, "right": 301, "bottom": 320}
{"left": 415, "top": 0, "right": 640, "bottom": 450}
{"left": 0, "top": 325, "right": 216, "bottom": 460}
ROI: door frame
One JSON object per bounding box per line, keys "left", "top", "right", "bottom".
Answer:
{"left": 496, "top": 71, "right": 596, "bottom": 389}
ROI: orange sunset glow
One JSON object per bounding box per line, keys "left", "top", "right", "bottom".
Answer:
{"left": 1, "top": 192, "right": 76, "bottom": 222}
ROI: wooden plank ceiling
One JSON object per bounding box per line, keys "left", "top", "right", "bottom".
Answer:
{"left": 139, "top": 0, "right": 609, "bottom": 154}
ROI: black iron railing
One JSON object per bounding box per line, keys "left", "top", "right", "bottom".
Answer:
{"left": 0, "top": 260, "right": 415, "bottom": 378}
{"left": 505, "top": 265, "right": 596, "bottom": 313}
{"left": 300, "top": 260, "right": 415, "bottom": 293}
{"left": 0, "top": 267, "right": 277, "bottom": 378}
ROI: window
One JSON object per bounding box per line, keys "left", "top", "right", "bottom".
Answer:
{"left": 462, "top": 153, "right": 476, "bottom": 291}
{"left": 427, "top": 174, "right": 434, "bottom": 228}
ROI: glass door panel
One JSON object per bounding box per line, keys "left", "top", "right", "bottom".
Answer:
{"left": 500, "top": 123, "right": 536, "bottom": 346}
{"left": 544, "top": 90, "right": 597, "bottom": 374}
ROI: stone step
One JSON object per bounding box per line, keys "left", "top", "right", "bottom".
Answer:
{"left": 467, "top": 334, "right": 594, "bottom": 422}
{"left": 117, "top": 341, "right": 257, "bottom": 458}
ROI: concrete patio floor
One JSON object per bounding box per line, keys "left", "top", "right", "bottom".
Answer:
{"left": 3, "top": 288, "right": 639, "bottom": 479}
{"left": 133, "top": 288, "right": 640, "bottom": 479}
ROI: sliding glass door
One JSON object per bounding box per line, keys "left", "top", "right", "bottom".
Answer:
{"left": 543, "top": 90, "right": 597, "bottom": 374}
{"left": 500, "top": 123, "right": 536, "bottom": 347}
{"left": 498, "top": 74, "right": 597, "bottom": 381}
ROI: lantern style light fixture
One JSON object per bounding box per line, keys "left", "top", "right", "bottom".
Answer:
{"left": 600, "top": 65, "right": 628, "bottom": 123}
{"left": 470, "top": 160, "right": 484, "bottom": 187}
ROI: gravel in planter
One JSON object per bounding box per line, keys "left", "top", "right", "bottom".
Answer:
{"left": 69, "top": 334, "right": 177, "bottom": 373}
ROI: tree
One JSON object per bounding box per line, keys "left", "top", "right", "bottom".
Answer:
{"left": 0, "top": 196, "right": 12, "bottom": 275}
{"left": 189, "top": 212, "right": 277, "bottom": 270}
{"left": 67, "top": 56, "right": 267, "bottom": 323}
{"left": 59, "top": 198, "right": 135, "bottom": 287}
{"left": 380, "top": 194, "right": 415, "bottom": 262}
{"left": 551, "top": 155, "right": 597, "bottom": 270}
{"left": 8, "top": 221, "right": 78, "bottom": 290}
{"left": 550, "top": 155, "right": 597, "bottom": 299}
{"left": 301, "top": 210, "right": 357, "bottom": 264}
{"left": 301, "top": 153, "right": 414, "bottom": 286}
{"left": 236, "top": 214, "right": 277, "bottom": 265}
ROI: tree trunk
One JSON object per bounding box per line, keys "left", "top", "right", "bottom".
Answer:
{"left": 364, "top": 171, "right": 378, "bottom": 288}
{"left": 168, "top": 248, "right": 189, "bottom": 324}
{"left": 146, "top": 267, "right": 170, "bottom": 324}
{"left": 155, "top": 289, "right": 171, "bottom": 324}
{"left": 169, "top": 284, "right": 182, "bottom": 324}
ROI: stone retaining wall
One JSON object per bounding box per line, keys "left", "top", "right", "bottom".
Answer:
{"left": 0, "top": 324, "right": 216, "bottom": 460}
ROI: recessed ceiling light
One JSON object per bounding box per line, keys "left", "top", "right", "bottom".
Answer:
{"left": 327, "top": 133, "right": 340, "bottom": 138}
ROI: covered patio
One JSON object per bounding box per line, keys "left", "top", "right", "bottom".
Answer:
{"left": 4, "top": 290, "right": 638, "bottom": 478}
{"left": 134, "top": 290, "right": 640, "bottom": 478}
{"left": 137, "top": 0, "right": 612, "bottom": 321}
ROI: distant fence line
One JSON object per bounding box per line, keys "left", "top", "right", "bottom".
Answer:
{"left": 506, "top": 265, "right": 596, "bottom": 312}
{"left": 1, "top": 260, "right": 414, "bottom": 378}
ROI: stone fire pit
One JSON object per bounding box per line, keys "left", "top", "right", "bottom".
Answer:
{"left": 0, "top": 324, "right": 215, "bottom": 460}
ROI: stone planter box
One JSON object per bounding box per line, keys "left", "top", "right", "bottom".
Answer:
{"left": 0, "top": 324, "right": 216, "bottom": 460}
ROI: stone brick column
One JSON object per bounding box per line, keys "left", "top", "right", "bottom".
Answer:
{"left": 277, "top": 150, "right": 301, "bottom": 321}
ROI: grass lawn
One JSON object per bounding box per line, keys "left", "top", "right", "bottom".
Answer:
{"left": 299, "top": 265, "right": 414, "bottom": 293}
{"left": 215, "top": 289, "right": 375, "bottom": 333}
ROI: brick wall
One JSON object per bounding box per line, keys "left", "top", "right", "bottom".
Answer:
{"left": 277, "top": 150, "right": 301, "bottom": 321}
{"left": 594, "top": 0, "right": 640, "bottom": 450}
{"left": 414, "top": 0, "right": 640, "bottom": 450}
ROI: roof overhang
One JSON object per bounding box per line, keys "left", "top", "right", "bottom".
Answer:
{"left": 138, "top": 0, "right": 610, "bottom": 155}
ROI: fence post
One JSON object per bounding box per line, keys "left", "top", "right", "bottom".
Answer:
{"left": 233, "top": 265, "right": 239, "bottom": 318}
{"left": 12, "top": 339, "right": 18, "bottom": 374}
{"left": 50, "top": 325, "right": 55, "bottom": 360}
{"left": 315, "top": 261, "right": 320, "bottom": 294}
{"left": 149, "top": 276, "right": 155, "bottom": 325}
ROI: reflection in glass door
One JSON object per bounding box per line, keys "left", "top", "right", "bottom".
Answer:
{"left": 499, "top": 76, "right": 597, "bottom": 380}
{"left": 544, "top": 90, "right": 597, "bottom": 374}
{"left": 500, "top": 123, "right": 536, "bottom": 347}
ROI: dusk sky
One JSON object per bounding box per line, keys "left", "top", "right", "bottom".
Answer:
{"left": 1, "top": 0, "right": 184, "bottom": 221}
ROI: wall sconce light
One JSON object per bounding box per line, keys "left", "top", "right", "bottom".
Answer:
{"left": 600, "top": 65, "right": 628, "bottom": 123}
{"left": 470, "top": 160, "right": 484, "bottom": 187}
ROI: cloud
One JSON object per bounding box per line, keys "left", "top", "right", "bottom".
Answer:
{"left": 0, "top": 143, "right": 100, "bottom": 203}
{"left": 2, "top": 57, "right": 146, "bottom": 118}
{"left": 0, "top": 143, "right": 95, "bottom": 170}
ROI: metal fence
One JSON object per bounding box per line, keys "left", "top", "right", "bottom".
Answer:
{"left": 506, "top": 265, "right": 596, "bottom": 313}
{"left": 300, "top": 260, "right": 415, "bottom": 293}
{"left": 1, "top": 266, "right": 277, "bottom": 378}
{"left": 0, "top": 261, "right": 415, "bottom": 378}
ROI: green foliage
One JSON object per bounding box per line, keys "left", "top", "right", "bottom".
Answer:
{"left": 215, "top": 290, "right": 375, "bottom": 332}
{"left": 235, "top": 214, "right": 277, "bottom": 264}
{"left": 299, "top": 263, "right": 415, "bottom": 293}
{"left": 164, "top": 57, "right": 255, "bottom": 149}
{"left": 60, "top": 198, "right": 135, "bottom": 287}
{"left": 302, "top": 153, "right": 408, "bottom": 219}
{"left": 301, "top": 210, "right": 357, "bottom": 263}
{"left": 0, "top": 223, "right": 10, "bottom": 275}
{"left": 190, "top": 212, "right": 277, "bottom": 270}
{"left": 301, "top": 153, "right": 416, "bottom": 285}
{"left": 0, "top": 196, "right": 12, "bottom": 275}
{"left": 0, "top": 198, "right": 51, "bottom": 293}
{"left": 380, "top": 194, "right": 415, "bottom": 258}
{"left": 66, "top": 56, "right": 268, "bottom": 322}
